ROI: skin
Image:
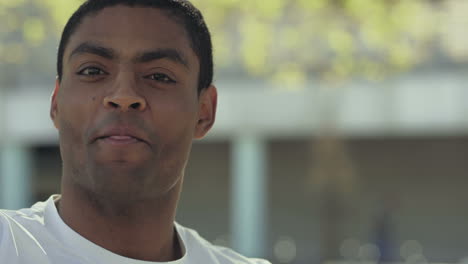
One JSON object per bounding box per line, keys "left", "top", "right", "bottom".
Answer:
{"left": 50, "top": 6, "right": 217, "bottom": 262}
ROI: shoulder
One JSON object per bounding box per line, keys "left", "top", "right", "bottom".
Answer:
{"left": 0, "top": 209, "right": 9, "bottom": 239}
{"left": 0, "top": 208, "right": 20, "bottom": 234}
{"left": 0, "top": 199, "right": 49, "bottom": 241}
{"left": 0, "top": 208, "right": 51, "bottom": 263}
{"left": 176, "top": 223, "right": 272, "bottom": 264}
{"left": 0, "top": 201, "right": 51, "bottom": 260}
{"left": 0, "top": 208, "right": 19, "bottom": 249}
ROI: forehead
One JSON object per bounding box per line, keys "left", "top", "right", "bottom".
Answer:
{"left": 65, "top": 5, "right": 197, "bottom": 64}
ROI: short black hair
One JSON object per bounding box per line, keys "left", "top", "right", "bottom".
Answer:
{"left": 57, "top": 0, "right": 213, "bottom": 93}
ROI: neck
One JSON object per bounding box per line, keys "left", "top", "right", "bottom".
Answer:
{"left": 58, "top": 177, "right": 183, "bottom": 262}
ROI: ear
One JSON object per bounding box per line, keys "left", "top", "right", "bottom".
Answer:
{"left": 194, "top": 84, "right": 217, "bottom": 139}
{"left": 50, "top": 79, "right": 60, "bottom": 130}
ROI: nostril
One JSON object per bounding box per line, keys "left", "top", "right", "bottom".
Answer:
{"left": 109, "top": 101, "right": 119, "bottom": 108}
{"left": 130, "top": 102, "right": 140, "bottom": 109}
{"left": 103, "top": 97, "right": 145, "bottom": 111}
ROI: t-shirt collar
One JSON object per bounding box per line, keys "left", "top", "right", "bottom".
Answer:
{"left": 42, "top": 195, "right": 187, "bottom": 264}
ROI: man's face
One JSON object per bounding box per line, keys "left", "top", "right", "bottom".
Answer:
{"left": 51, "top": 6, "right": 216, "bottom": 202}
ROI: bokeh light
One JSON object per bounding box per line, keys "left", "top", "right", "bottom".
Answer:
{"left": 400, "top": 240, "right": 424, "bottom": 261}
{"left": 273, "top": 236, "right": 297, "bottom": 263}
{"left": 339, "top": 238, "right": 361, "bottom": 260}
{"left": 359, "top": 243, "right": 380, "bottom": 262}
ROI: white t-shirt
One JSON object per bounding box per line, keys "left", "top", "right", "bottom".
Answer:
{"left": 0, "top": 195, "right": 270, "bottom": 264}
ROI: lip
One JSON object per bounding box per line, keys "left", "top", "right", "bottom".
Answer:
{"left": 99, "top": 136, "right": 141, "bottom": 145}
{"left": 92, "top": 126, "right": 149, "bottom": 145}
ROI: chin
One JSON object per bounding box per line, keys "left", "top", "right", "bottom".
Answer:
{"left": 88, "top": 162, "right": 182, "bottom": 201}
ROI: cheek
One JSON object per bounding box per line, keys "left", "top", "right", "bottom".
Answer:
{"left": 148, "top": 91, "right": 198, "bottom": 155}
{"left": 57, "top": 105, "right": 87, "bottom": 166}
{"left": 149, "top": 87, "right": 199, "bottom": 127}
{"left": 57, "top": 114, "right": 87, "bottom": 175}
{"left": 57, "top": 85, "right": 98, "bottom": 147}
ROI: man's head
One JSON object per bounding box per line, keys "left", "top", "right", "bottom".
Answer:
{"left": 57, "top": 0, "right": 213, "bottom": 93}
{"left": 50, "top": 0, "right": 217, "bottom": 206}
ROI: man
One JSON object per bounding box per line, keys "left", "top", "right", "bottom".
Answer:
{"left": 0, "top": 0, "right": 271, "bottom": 263}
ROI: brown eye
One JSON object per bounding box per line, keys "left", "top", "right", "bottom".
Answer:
{"left": 145, "top": 73, "right": 176, "bottom": 84}
{"left": 77, "top": 67, "right": 107, "bottom": 76}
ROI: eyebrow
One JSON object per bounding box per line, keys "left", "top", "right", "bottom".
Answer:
{"left": 133, "top": 49, "right": 189, "bottom": 68}
{"left": 69, "top": 42, "right": 116, "bottom": 60}
{"left": 69, "top": 42, "right": 189, "bottom": 68}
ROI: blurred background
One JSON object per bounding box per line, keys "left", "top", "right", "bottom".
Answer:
{"left": 1, "top": 0, "right": 468, "bottom": 263}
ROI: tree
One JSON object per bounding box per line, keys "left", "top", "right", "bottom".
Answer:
{"left": 192, "top": 0, "right": 442, "bottom": 88}
{"left": 1, "top": 0, "right": 450, "bottom": 89}
{"left": 0, "top": 0, "right": 80, "bottom": 88}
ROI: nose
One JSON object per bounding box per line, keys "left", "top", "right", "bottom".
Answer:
{"left": 103, "top": 95, "right": 146, "bottom": 112}
{"left": 103, "top": 81, "right": 147, "bottom": 112}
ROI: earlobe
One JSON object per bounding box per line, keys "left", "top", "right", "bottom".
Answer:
{"left": 194, "top": 85, "right": 217, "bottom": 139}
{"left": 50, "top": 79, "right": 60, "bottom": 130}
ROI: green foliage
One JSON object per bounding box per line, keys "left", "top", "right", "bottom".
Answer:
{"left": 0, "top": 0, "right": 445, "bottom": 88}
{"left": 194, "top": 0, "right": 440, "bottom": 86}
{"left": 0, "top": 0, "right": 81, "bottom": 87}
{"left": 43, "top": 0, "right": 82, "bottom": 32}
{"left": 0, "top": 0, "right": 76, "bottom": 63}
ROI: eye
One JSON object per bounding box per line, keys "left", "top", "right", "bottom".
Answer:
{"left": 77, "top": 67, "right": 107, "bottom": 76}
{"left": 145, "top": 73, "right": 176, "bottom": 84}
